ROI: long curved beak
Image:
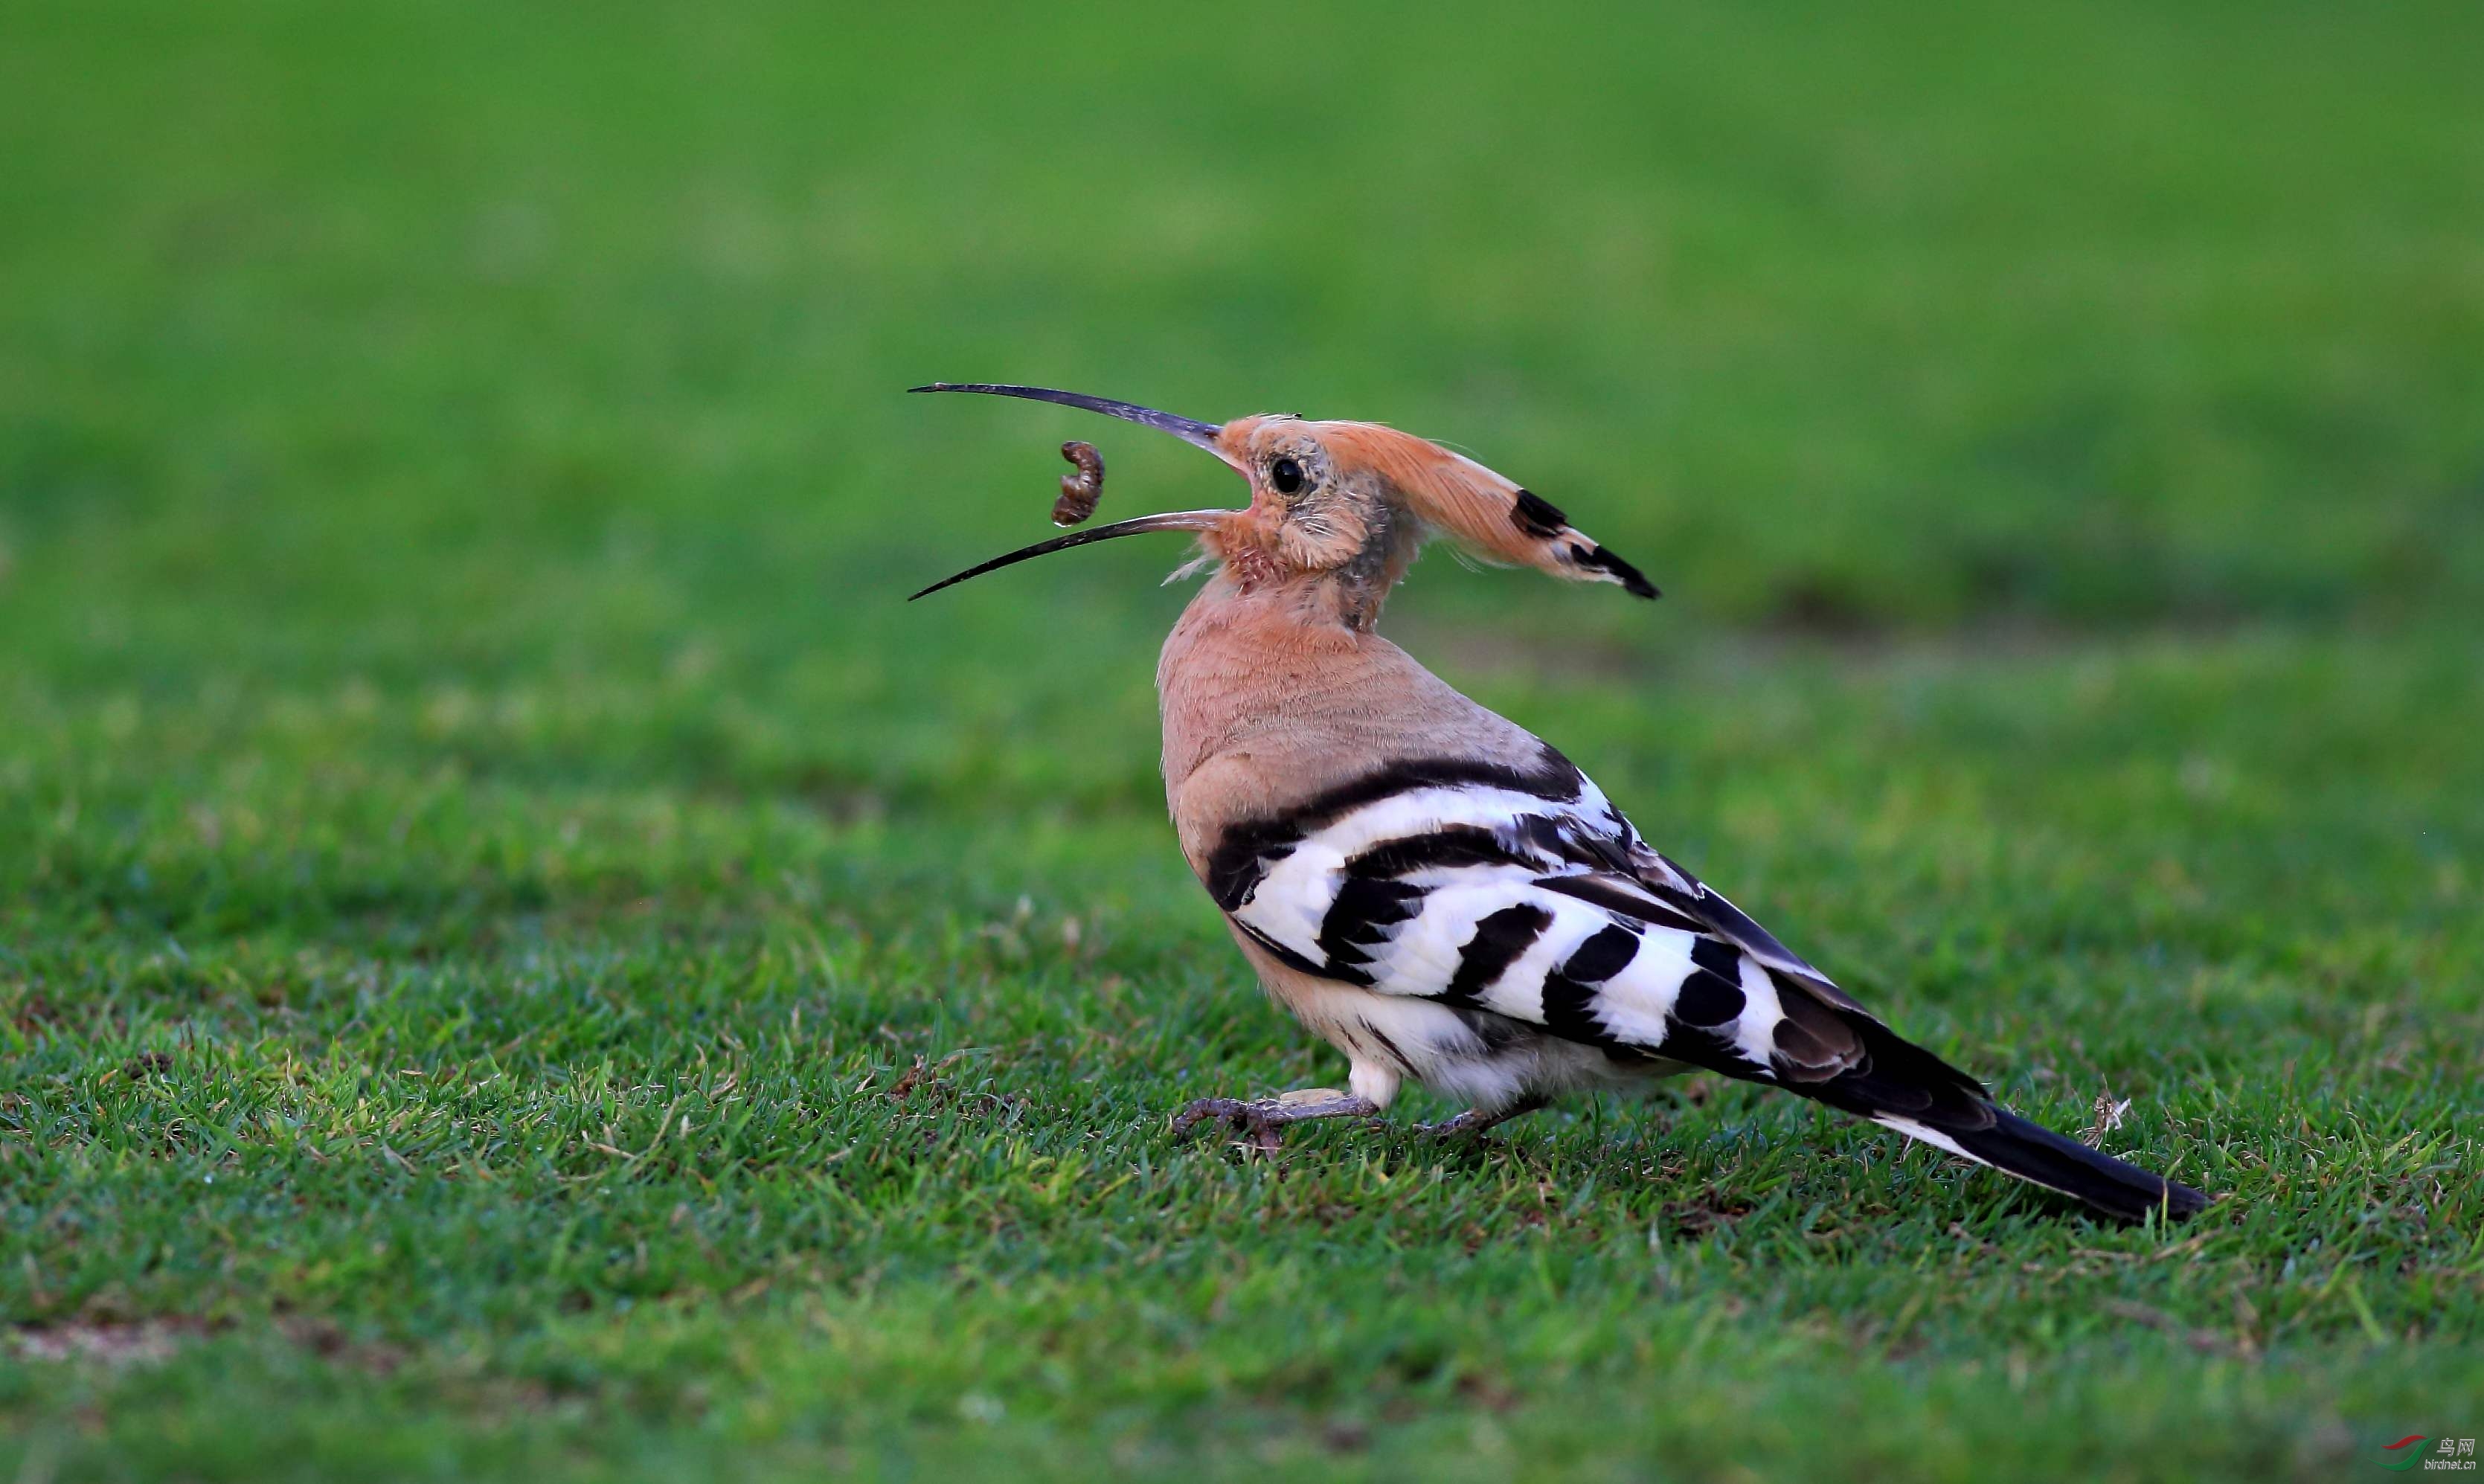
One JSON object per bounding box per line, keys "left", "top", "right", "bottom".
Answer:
{"left": 908, "top": 509, "right": 1229, "bottom": 600}
{"left": 907, "top": 382, "right": 1243, "bottom": 600}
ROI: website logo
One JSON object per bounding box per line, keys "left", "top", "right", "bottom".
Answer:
{"left": 2385, "top": 1436, "right": 2478, "bottom": 1472}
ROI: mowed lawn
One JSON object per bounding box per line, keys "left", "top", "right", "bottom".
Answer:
{"left": 3, "top": 3, "right": 2480, "bottom": 1480}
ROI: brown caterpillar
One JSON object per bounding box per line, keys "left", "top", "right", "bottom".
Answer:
{"left": 1053, "top": 440, "right": 1104, "bottom": 526}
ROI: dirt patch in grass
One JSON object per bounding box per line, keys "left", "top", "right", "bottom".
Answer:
{"left": 9, "top": 1315, "right": 407, "bottom": 1375}
{"left": 10, "top": 1318, "right": 208, "bottom": 1368}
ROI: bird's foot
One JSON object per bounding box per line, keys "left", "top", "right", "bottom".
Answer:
{"left": 1419, "top": 1096, "right": 1550, "bottom": 1140}
{"left": 1172, "top": 1088, "right": 1380, "bottom": 1154}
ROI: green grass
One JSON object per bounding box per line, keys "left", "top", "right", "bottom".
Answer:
{"left": 3, "top": 1, "right": 2480, "bottom": 1479}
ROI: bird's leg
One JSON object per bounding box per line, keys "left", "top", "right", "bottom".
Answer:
{"left": 1172, "top": 1088, "right": 1381, "bottom": 1154}
{"left": 1421, "top": 1094, "right": 1550, "bottom": 1139}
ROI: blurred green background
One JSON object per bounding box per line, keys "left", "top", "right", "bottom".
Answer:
{"left": 11, "top": 2, "right": 2483, "bottom": 678}
{"left": 3, "top": 3, "right": 2479, "bottom": 1480}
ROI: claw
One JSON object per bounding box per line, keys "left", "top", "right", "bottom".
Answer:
{"left": 1417, "top": 1095, "right": 1550, "bottom": 1140}
{"left": 1170, "top": 1096, "right": 1255, "bottom": 1140}
{"left": 1170, "top": 1090, "right": 1380, "bottom": 1153}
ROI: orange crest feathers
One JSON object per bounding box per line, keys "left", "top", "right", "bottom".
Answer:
{"left": 1315, "top": 424, "right": 1657, "bottom": 599}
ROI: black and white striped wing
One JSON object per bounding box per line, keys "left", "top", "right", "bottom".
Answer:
{"left": 1210, "top": 748, "right": 1872, "bottom": 1088}
{"left": 1205, "top": 745, "right": 2217, "bottom": 1221}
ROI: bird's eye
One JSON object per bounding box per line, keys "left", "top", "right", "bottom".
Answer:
{"left": 1269, "top": 457, "right": 1306, "bottom": 495}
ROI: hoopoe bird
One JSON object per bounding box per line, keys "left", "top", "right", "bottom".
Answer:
{"left": 911, "top": 382, "right": 2211, "bottom": 1224}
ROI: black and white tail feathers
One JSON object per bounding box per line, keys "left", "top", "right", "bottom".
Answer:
{"left": 1785, "top": 1014, "right": 2210, "bottom": 1223}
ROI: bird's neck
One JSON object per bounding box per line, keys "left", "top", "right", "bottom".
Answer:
{"left": 1200, "top": 488, "right": 1413, "bottom": 636}
{"left": 1155, "top": 568, "right": 1529, "bottom": 789}
{"left": 1156, "top": 571, "right": 1384, "bottom": 789}
{"left": 1152, "top": 570, "right": 1560, "bottom": 856}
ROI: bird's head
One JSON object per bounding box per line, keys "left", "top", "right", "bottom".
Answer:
{"left": 908, "top": 383, "right": 1657, "bottom": 627}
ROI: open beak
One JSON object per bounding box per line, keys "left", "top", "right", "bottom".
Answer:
{"left": 907, "top": 508, "right": 1230, "bottom": 600}
{"left": 906, "top": 383, "right": 1241, "bottom": 600}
